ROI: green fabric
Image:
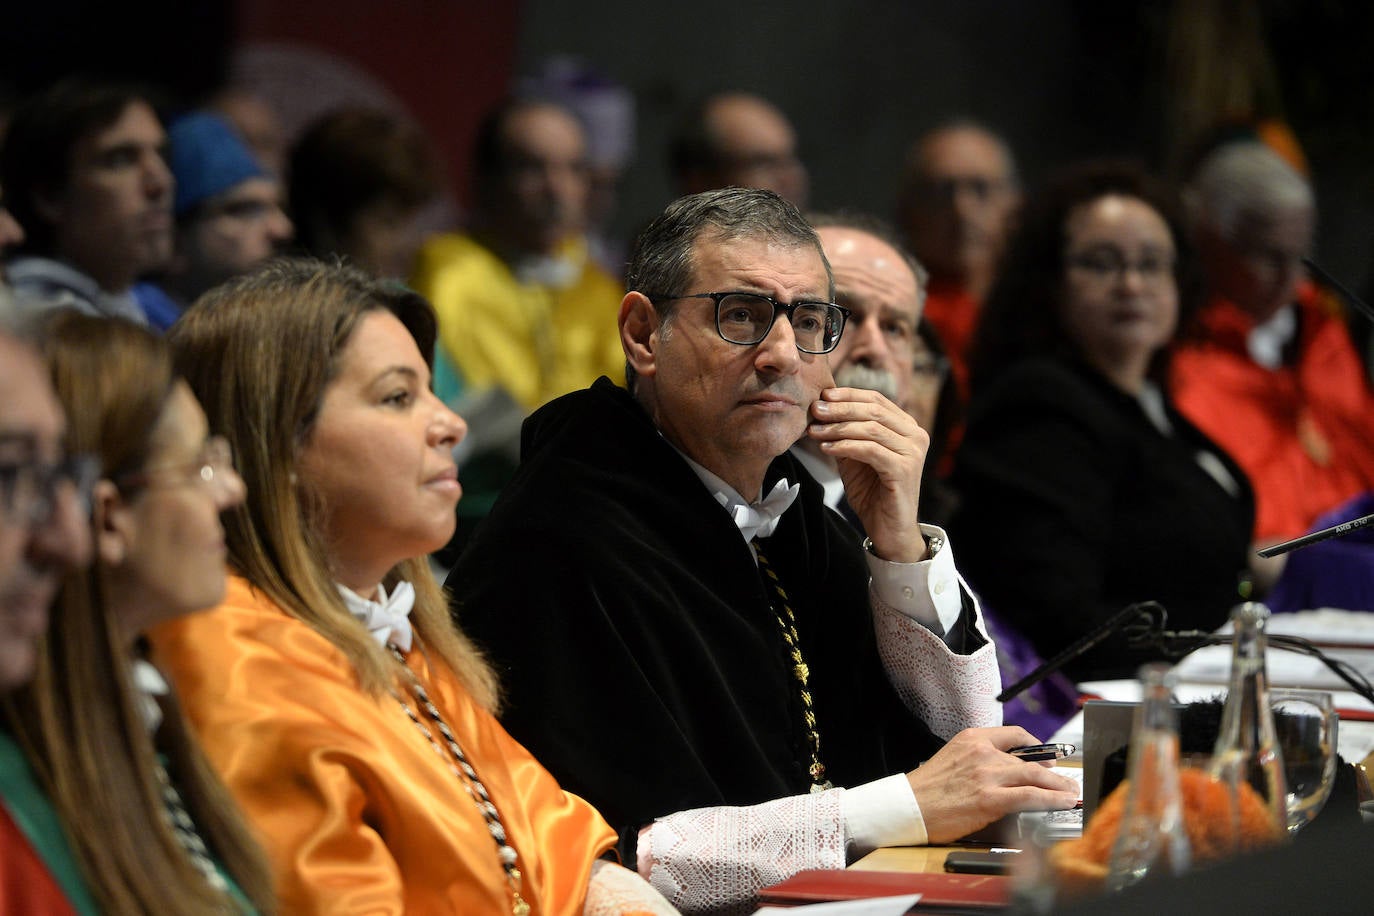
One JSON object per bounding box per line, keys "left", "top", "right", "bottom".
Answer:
{"left": 432, "top": 344, "right": 465, "bottom": 406}
{"left": 0, "top": 730, "right": 99, "bottom": 916}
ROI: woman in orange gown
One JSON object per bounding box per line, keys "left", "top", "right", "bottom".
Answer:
{"left": 148, "top": 260, "right": 673, "bottom": 915}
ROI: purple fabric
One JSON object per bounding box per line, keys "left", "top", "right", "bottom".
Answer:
{"left": 1267, "top": 491, "right": 1374, "bottom": 614}
{"left": 980, "top": 603, "right": 1080, "bottom": 740}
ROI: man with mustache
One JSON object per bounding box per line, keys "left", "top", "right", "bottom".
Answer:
{"left": 411, "top": 96, "right": 624, "bottom": 413}
{"left": 1, "top": 78, "right": 174, "bottom": 325}
{"left": 791, "top": 215, "right": 928, "bottom": 526}
{"left": 451, "top": 189, "right": 1079, "bottom": 913}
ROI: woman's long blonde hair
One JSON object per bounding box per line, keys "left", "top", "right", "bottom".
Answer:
{"left": 169, "top": 258, "right": 497, "bottom": 707}
{"left": 1, "top": 312, "right": 274, "bottom": 913}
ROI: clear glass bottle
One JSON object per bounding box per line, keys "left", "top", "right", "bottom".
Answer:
{"left": 1206, "top": 602, "right": 1288, "bottom": 849}
{"left": 1105, "top": 663, "right": 1191, "bottom": 892}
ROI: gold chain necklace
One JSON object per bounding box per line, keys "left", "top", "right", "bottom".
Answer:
{"left": 754, "top": 540, "right": 833, "bottom": 792}
{"left": 388, "top": 645, "right": 531, "bottom": 916}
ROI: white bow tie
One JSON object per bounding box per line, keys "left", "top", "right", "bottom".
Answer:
{"left": 718, "top": 477, "right": 801, "bottom": 542}
{"left": 337, "top": 581, "right": 417, "bottom": 652}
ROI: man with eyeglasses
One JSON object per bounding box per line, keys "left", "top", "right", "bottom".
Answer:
{"left": 897, "top": 121, "right": 1020, "bottom": 402}
{"left": 791, "top": 214, "right": 931, "bottom": 528}
{"left": 670, "top": 91, "right": 809, "bottom": 208}
{"left": 1173, "top": 140, "right": 1374, "bottom": 545}
{"left": 0, "top": 327, "right": 94, "bottom": 691}
{"left": 451, "top": 188, "right": 1078, "bottom": 912}
{"left": 132, "top": 111, "right": 292, "bottom": 330}
{"left": 0, "top": 323, "right": 98, "bottom": 916}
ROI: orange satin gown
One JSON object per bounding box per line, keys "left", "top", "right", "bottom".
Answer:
{"left": 148, "top": 576, "right": 617, "bottom": 915}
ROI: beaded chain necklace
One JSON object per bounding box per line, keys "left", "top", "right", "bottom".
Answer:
{"left": 754, "top": 539, "right": 833, "bottom": 793}
{"left": 151, "top": 759, "right": 232, "bottom": 895}
{"left": 387, "top": 644, "right": 530, "bottom": 916}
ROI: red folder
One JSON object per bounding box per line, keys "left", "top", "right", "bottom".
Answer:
{"left": 758, "top": 869, "right": 1011, "bottom": 909}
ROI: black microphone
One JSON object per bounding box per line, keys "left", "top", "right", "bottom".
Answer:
{"left": 996, "top": 601, "right": 1166, "bottom": 704}
{"left": 1244, "top": 258, "right": 1374, "bottom": 561}
{"left": 1126, "top": 618, "right": 1374, "bottom": 706}
{"left": 1256, "top": 511, "right": 1374, "bottom": 558}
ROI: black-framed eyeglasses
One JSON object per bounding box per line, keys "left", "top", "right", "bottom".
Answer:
{"left": 1065, "top": 249, "right": 1176, "bottom": 287}
{"left": 647, "top": 291, "right": 850, "bottom": 354}
{"left": 114, "top": 435, "right": 236, "bottom": 493}
{"left": 912, "top": 353, "right": 951, "bottom": 383}
{"left": 0, "top": 453, "right": 101, "bottom": 527}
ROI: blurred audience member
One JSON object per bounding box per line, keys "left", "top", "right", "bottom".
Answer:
{"left": 411, "top": 97, "right": 623, "bottom": 414}
{"left": 897, "top": 121, "right": 1020, "bottom": 400}
{"left": 289, "top": 108, "right": 442, "bottom": 282}
{"left": 519, "top": 56, "right": 636, "bottom": 277}
{"left": 669, "top": 91, "right": 808, "bottom": 207}
{"left": 135, "top": 112, "right": 291, "bottom": 329}
{"left": 4, "top": 313, "right": 273, "bottom": 914}
{"left": 1, "top": 79, "right": 173, "bottom": 324}
{"left": 0, "top": 323, "right": 96, "bottom": 913}
{"left": 798, "top": 215, "right": 1072, "bottom": 734}
{"left": 210, "top": 86, "right": 286, "bottom": 178}
{"left": 953, "top": 163, "right": 1255, "bottom": 681}
{"left": 1173, "top": 141, "right": 1374, "bottom": 544}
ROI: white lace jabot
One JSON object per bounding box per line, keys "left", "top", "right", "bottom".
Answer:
{"left": 337, "top": 581, "right": 417, "bottom": 651}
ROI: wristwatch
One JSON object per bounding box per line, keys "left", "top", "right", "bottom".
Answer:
{"left": 863, "top": 533, "right": 943, "bottom": 562}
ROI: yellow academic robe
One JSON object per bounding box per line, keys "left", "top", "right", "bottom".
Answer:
{"left": 148, "top": 576, "right": 616, "bottom": 915}
{"left": 410, "top": 233, "right": 625, "bottom": 412}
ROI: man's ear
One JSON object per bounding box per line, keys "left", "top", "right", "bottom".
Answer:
{"left": 92, "top": 479, "right": 132, "bottom": 568}
{"left": 619, "top": 291, "right": 660, "bottom": 381}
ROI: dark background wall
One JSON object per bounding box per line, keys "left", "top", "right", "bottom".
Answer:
{"left": 3, "top": 0, "right": 1372, "bottom": 291}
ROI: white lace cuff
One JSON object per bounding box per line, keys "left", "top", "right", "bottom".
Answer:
{"left": 872, "top": 577, "right": 1002, "bottom": 740}
{"left": 641, "top": 790, "right": 846, "bottom": 914}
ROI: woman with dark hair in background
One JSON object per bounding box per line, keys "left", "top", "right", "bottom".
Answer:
{"left": 147, "top": 260, "right": 674, "bottom": 914}
{"left": 951, "top": 162, "right": 1256, "bottom": 681}
{"left": 288, "top": 108, "right": 443, "bottom": 282}
{"left": 3, "top": 312, "right": 273, "bottom": 913}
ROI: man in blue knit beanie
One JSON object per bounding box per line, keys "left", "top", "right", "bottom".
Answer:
{"left": 135, "top": 111, "right": 292, "bottom": 329}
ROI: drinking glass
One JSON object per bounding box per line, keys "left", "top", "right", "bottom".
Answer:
{"left": 1269, "top": 688, "right": 1338, "bottom": 834}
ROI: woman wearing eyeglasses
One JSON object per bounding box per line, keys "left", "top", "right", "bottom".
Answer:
{"left": 1, "top": 311, "right": 273, "bottom": 913}
{"left": 949, "top": 162, "right": 1256, "bottom": 682}
{"left": 146, "top": 260, "right": 673, "bottom": 914}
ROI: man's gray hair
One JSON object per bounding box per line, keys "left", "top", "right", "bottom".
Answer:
{"left": 808, "top": 210, "right": 929, "bottom": 314}
{"left": 625, "top": 187, "right": 833, "bottom": 307}
{"left": 1187, "top": 141, "right": 1315, "bottom": 239}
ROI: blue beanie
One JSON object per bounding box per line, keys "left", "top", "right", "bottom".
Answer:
{"left": 169, "top": 112, "right": 266, "bottom": 217}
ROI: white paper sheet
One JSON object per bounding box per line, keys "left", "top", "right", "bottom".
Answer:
{"left": 752, "top": 894, "right": 921, "bottom": 915}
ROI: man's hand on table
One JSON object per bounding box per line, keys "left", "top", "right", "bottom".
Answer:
{"left": 907, "top": 726, "right": 1081, "bottom": 844}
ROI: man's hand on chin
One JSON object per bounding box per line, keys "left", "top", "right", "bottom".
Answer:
{"left": 807, "top": 386, "right": 929, "bottom": 562}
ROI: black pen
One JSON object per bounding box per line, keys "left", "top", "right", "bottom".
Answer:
{"left": 1009, "top": 743, "right": 1075, "bottom": 761}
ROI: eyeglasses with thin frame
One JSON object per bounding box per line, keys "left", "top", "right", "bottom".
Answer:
{"left": 114, "top": 435, "right": 235, "bottom": 494}
{"left": 646, "top": 291, "right": 850, "bottom": 354}
{"left": 1065, "top": 249, "right": 1176, "bottom": 287}
{"left": 0, "top": 453, "right": 101, "bottom": 527}
{"left": 912, "top": 353, "right": 951, "bottom": 383}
